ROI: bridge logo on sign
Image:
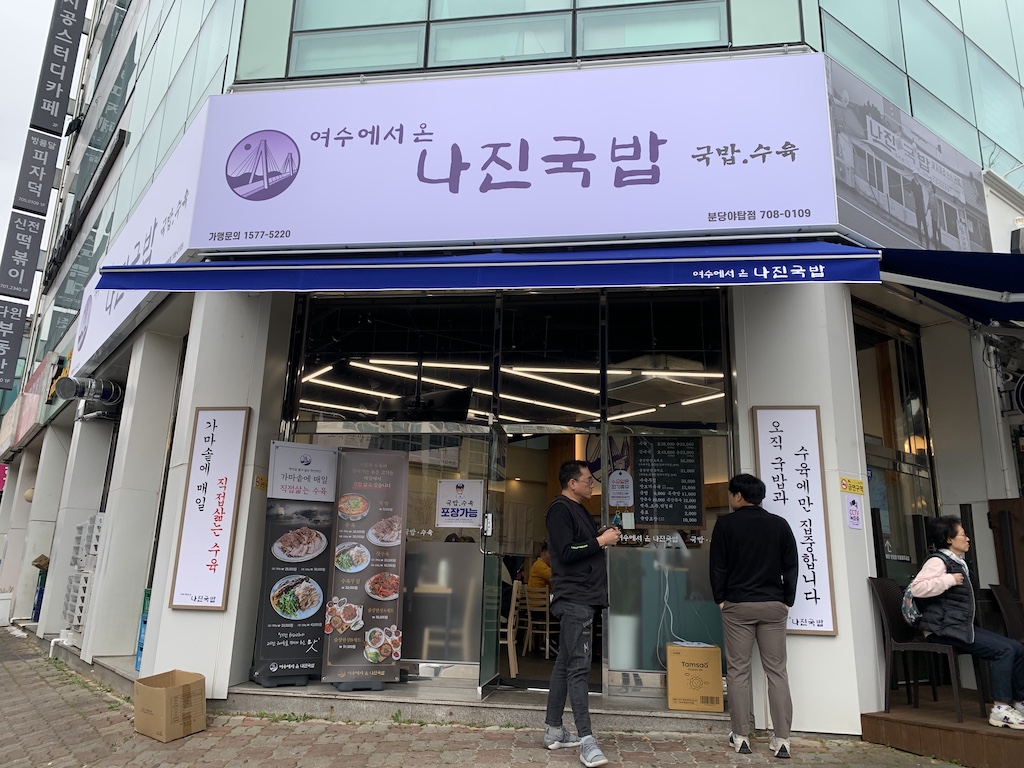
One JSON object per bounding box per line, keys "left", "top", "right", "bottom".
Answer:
{"left": 225, "top": 130, "right": 300, "bottom": 201}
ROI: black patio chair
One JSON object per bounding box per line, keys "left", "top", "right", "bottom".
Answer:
{"left": 867, "top": 576, "right": 987, "bottom": 722}
{"left": 989, "top": 583, "right": 1024, "bottom": 643}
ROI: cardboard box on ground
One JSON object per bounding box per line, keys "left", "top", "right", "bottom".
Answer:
{"left": 666, "top": 644, "right": 724, "bottom": 712}
{"left": 134, "top": 670, "right": 207, "bottom": 742}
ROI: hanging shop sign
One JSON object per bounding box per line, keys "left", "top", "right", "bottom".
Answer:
{"left": 752, "top": 406, "right": 837, "bottom": 636}
{"left": 322, "top": 449, "right": 409, "bottom": 690}
{"left": 169, "top": 407, "right": 249, "bottom": 610}
{"left": 28, "top": 0, "right": 87, "bottom": 136}
{"left": 187, "top": 54, "right": 838, "bottom": 251}
{"left": 250, "top": 442, "right": 340, "bottom": 685}
{"left": 0, "top": 212, "right": 42, "bottom": 300}
{"left": 435, "top": 479, "right": 483, "bottom": 528}
{"left": 0, "top": 301, "right": 30, "bottom": 391}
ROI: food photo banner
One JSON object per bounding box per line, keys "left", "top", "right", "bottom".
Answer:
{"left": 169, "top": 407, "right": 249, "bottom": 610}
{"left": 187, "top": 53, "right": 838, "bottom": 251}
{"left": 752, "top": 406, "right": 837, "bottom": 635}
{"left": 250, "top": 442, "right": 340, "bottom": 684}
{"left": 323, "top": 449, "right": 409, "bottom": 689}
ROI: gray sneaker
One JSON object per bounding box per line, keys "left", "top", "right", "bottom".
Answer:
{"left": 544, "top": 724, "right": 582, "bottom": 750}
{"left": 579, "top": 735, "right": 608, "bottom": 767}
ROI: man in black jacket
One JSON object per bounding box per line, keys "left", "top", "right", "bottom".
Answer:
{"left": 710, "top": 473, "right": 798, "bottom": 759}
{"left": 543, "top": 459, "right": 620, "bottom": 767}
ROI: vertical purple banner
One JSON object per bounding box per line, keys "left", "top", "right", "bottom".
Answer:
{"left": 29, "top": 0, "right": 87, "bottom": 135}
{"left": 0, "top": 300, "right": 29, "bottom": 390}
{"left": 13, "top": 131, "right": 61, "bottom": 216}
{"left": 323, "top": 449, "right": 409, "bottom": 689}
{"left": 0, "top": 213, "right": 42, "bottom": 299}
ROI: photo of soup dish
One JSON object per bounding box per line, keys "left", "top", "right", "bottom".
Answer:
{"left": 338, "top": 493, "right": 371, "bottom": 521}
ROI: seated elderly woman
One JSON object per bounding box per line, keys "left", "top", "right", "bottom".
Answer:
{"left": 909, "top": 515, "right": 1024, "bottom": 729}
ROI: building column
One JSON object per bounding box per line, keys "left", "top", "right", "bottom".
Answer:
{"left": 36, "top": 408, "right": 115, "bottom": 637}
{"left": 0, "top": 449, "right": 38, "bottom": 609}
{"left": 731, "top": 283, "right": 877, "bottom": 736}
{"left": 15, "top": 423, "right": 72, "bottom": 621}
{"left": 80, "top": 331, "right": 183, "bottom": 662}
{"left": 143, "top": 292, "right": 292, "bottom": 697}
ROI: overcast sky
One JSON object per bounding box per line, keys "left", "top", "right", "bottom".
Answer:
{"left": 0, "top": 4, "right": 56, "bottom": 224}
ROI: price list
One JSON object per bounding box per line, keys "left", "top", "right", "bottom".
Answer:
{"left": 634, "top": 437, "right": 703, "bottom": 528}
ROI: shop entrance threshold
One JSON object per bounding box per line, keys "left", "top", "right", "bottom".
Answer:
{"left": 33, "top": 627, "right": 728, "bottom": 735}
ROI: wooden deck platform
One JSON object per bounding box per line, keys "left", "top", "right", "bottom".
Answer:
{"left": 862, "top": 687, "right": 1024, "bottom": 768}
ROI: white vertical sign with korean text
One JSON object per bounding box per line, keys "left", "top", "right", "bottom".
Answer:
{"left": 435, "top": 479, "right": 484, "bottom": 528}
{"left": 753, "top": 406, "right": 837, "bottom": 635}
{"left": 170, "top": 407, "right": 250, "bottom": 610}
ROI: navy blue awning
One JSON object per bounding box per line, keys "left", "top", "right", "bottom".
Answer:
{"left": 98, "top": 241, "right": 880, "bottom": 293}
{"left": 879, "top": 248, "right": 1024, "bottom": 325}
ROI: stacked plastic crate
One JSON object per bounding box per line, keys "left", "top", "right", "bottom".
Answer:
{"left": 62, "top": 513, "right": 102, "bottom": 628}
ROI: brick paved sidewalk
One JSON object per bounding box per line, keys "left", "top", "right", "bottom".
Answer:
{"left": 1, "top": 626, "right": 956, "bottom": 767}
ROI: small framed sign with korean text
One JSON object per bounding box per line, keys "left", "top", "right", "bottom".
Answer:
{"left": 170, "top": 407, "right": 250, "bottom": 610}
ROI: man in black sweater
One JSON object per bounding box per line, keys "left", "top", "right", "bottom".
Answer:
{"left": 543, "top": 459, "right": 621, "bottom": 767}
{"left": 710, "top": 473, "right": 798, "bottom": 759}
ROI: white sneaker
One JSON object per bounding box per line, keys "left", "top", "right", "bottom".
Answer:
{"left": 728, "top": 731, "right": 751, "bottom": 754}
{"left": 769, "top": 735, "right": 791, "bottom": 759}
{"left": 1014, "top": 701, "right": 1024, "bottom": 717}
{"left": 990, "top": 704, "right": 1024, "bottom": 730}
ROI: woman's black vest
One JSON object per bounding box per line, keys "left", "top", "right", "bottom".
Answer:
{"left": 916, "top": 551, "right": 975, "bottom": 643}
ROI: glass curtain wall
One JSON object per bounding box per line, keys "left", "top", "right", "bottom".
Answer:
{"left": 236, "top": 1, "right": 1024, "bottom": 188}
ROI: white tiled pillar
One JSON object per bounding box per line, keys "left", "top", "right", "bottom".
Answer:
{"left": 80, "top": 331, "right": 183, "bottom": 662}
{"left": 143, "top": 292, "right": 292, "bottom": 697}
{"left": 37, "top": 409, "right": 115, "bottom": 638}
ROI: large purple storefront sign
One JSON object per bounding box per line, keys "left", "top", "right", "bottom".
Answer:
{"left": 187, "top": 54, "right": 840, "bottom": 250}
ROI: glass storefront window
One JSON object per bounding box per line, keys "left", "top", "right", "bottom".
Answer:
{"left": 606, "top": 291, "right": 725, "bottom": 426}
{"left": 607, "top": 432, "right": 728, "bottom": 674}
{"left": 855, "top": 303, "right": 936, "bottom": 585}
{"left": 499, "top": 294, "right": 601, "bottom": 423}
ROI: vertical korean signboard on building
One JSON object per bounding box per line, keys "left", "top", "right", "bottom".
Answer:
{"left": 323, "top": 450, "right": 408, "bottom": 690}
{"left": 29, "top": 0, "right": 87, "bottom": 136}
{"left": 250, "top": 442, "right": 338, "bottom": 685}
{"left": 169, "top": 407, "right": 249, "bottom": 609}
{"left": 0, "top": 301, "right": 29, "bottom": 390}
{"left": 753, "top": 406, "right": 837, "bottom": 635}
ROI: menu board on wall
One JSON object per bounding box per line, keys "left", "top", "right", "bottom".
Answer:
{"left": 322, "top": 449, "right": 409, "bottom": 690}
{"left": 169, "top": 407, "right": 249, "bottom": 610}
{"left": 634, "top": 436, "right": 703, "bottom": 529}
{"left": 753, "top": 406, "right": 837, "bottom": 636}
{"left": 250, "top": 442, "right": 339, "bottom": 685}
